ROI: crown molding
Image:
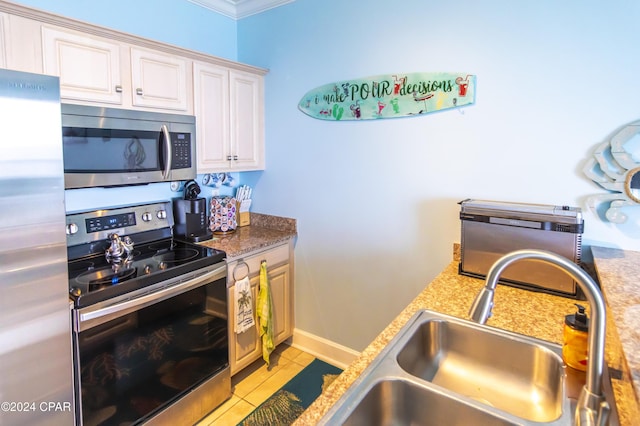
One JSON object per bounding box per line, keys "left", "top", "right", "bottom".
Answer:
{"left": 187, "top": 0, "right": 294, "bottom": 19}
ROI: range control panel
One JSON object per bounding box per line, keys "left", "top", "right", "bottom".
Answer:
{"left": 86, "top": 212, "right": 137, "bottom": 233}
{"left": 65, "top": 201, "right": 174, "bottom": 247}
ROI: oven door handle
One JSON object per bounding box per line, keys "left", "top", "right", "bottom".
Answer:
{"left": 76, "top": 264, "right": 226, "bottom": 331}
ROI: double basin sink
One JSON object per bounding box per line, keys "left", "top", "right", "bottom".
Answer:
{"left": 318, "top": 309, "right": 618, "bottom": 425}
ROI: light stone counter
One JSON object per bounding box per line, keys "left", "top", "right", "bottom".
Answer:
{"left": 294, "top": 249, "right": 640, "bottom": 426}
{"left": 198, "top": 212, "right": 296, "bottom": 259}
{"left": 591, "top": 246, "right": 640, "bottom": 421}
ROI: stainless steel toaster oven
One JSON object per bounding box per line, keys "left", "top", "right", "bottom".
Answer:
{"left": 459, "top": 199, "right": 584, "bottom": 298}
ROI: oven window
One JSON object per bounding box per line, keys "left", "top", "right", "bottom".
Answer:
{"left": 77, "top": 279, "right": 228, "bottom": 425}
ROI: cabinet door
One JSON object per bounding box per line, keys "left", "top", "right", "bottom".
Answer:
{"left": 228, "top": 277, "right": 261, "bottom": 376}
{"left": 6, "top": 15, "right": 45, "bottom": 73}
{"left": 0, "top": 13, "right": 7, "bottom": 69}
{"left": 193, "top": 61, "right": 230, "bottom": 173}
{"left": 229, "top": 69, "right": 265, "bottom": 170}
{"left": 269, "top": 263, "right": 292, "bottom": 346}
{"left": 228, "top": 262, "right": 291, "bottom": 375}
{"left": 130, "top": 47, "right": 189, "bottom": 112}
{"left": 42, "top": 26, "right": 123, "bottom": 104}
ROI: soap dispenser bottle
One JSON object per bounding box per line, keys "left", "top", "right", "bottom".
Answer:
{"left": 562, "top": 303, "right": 589, "bottom": 371}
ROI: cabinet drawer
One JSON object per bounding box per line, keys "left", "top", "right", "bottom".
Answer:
{"left": 228, "top": 243, "right": 289, "bottom": 282}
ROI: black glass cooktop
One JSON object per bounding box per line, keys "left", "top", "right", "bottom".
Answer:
{"left": 68, "top": 238, "right": 225, "bottom": 308}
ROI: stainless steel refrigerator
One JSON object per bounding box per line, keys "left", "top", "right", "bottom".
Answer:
{"left": 0, "top": 69, "right": 75, "bottom": 425}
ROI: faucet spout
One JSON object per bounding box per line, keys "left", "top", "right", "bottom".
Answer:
{"left": 468, "top": 249, "right": 609, "bottom": 426}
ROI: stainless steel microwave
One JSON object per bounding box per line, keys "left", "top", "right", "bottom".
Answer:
{"left": 61, "top": 104, "right": 196, "bottom": 189}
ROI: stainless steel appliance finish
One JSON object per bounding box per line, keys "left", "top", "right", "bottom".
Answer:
{"left": 459, "top": 199, "right": 584, "bottom": 297}
{"left": 61, "top": 104, "right": 196, "bottom": 189}
{"left": 0, "top": 69, "right": 75, "bottom": 425}
{"left": 319, "top": 309, "right": 619, "bottom": 426}
{"left": 66, "top": 201, "right": 230, "bottom": 425}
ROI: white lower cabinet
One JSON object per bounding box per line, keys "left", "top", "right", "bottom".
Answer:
{"left": 227, "top": 242, "right": 293, "bottom": 375}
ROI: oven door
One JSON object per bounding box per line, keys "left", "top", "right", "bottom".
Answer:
{"left": 71, "top": 263, "right": 227, "bottom": 425}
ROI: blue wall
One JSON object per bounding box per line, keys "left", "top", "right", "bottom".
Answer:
{"left": 237, "top": 0, "right": 640, "bottom": 350}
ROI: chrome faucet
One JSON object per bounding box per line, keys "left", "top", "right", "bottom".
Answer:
{"left": 469, "top": 249, "right": 610, "bottom": 426}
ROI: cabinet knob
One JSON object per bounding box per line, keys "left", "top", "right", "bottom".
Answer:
{"left": 115, "top": 85, "right": 123, "bottom": 93}
{"left": 233, "top": 155, "right": 239, "bottom": 161}
{"left": 227, "top": 155, "right": 233, "bottom": 161}
{"left": 136, "top": 88, "right": 143, "bottom": 96}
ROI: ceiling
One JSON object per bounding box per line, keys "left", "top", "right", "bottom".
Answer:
{"left": 187, "top": 0, "right": 294, "bottom": 19}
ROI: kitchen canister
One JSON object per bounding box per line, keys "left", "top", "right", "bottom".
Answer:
{"left": 210, "top": 196, "right": 237, "bottom": 234}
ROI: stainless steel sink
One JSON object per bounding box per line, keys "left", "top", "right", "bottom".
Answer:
{"left": 396, "top": 318, "right": 564, "bottom": 422}
{"left": 318, "top": 309, "right": 619, "bottom": 426}
{"left": 342, "top": 378, "right": 520, "bottom": 426}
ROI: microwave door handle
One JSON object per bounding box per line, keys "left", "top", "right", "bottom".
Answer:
{"left": 161, "top": 124, "right": 172, "bottom": 179}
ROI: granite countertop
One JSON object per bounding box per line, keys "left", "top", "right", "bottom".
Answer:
{"left": 294, "top": 249, "right": 640, "bottom": 426}
{"left": 198, "top": 212, "right": 297, "bottom": 259}
{"left": 591, "top": 247, "right": 640, "bottom": 417}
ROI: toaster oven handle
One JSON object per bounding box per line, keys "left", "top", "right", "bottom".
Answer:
{"left": 160, "top": 124, "right": 172, "bottom": 179}
{"left": 76, "top": 264, "right": 226, "bottom": 331}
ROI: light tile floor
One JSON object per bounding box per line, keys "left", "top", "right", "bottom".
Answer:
{"left": 196, "top": 344, "right": 317, "bottom": 426}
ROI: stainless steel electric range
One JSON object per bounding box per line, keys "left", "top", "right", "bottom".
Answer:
{"left": 66, "top": 201, "right": 230, "bottom": 426}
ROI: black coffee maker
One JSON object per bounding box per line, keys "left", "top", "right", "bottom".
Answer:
{"left": 173, "top": 180, "right": 213, "bottom": 242}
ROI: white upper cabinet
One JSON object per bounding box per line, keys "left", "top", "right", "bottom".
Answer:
{"left": 229, "top": 69, "right": 265, "bottom": 171}
{"left": 195, "top": 64, "right": 265, "bottom": 173}
{"left": 130, "top": 47, "right": 190, "bottom": 112}
{"left": 41, "top": 27, "right": 191, "bottom": 112}
{"left": 0, "top": 13, "right": 7, "bottom": 68}
{"left": 194, "top": 61, "right": 230, "bottom": 172}
{"left": 42, "top": 26, "right": 123, "bottom": 104}
{"left": 4, "top": 14, "right": 43, "bottom": 73}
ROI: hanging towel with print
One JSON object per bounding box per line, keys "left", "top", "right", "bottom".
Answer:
{"left": 257, "top": 260, "right": 275, "bottom": 366}
{"left": 234, "top": 275, "right": 255, "bottom": 334}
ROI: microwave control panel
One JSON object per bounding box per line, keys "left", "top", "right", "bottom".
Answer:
{"left": 172, "top": 133, "right": 191, "bottom": 169}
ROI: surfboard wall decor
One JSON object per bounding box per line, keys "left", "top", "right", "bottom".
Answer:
{"left": 298, "top": 72, "right": 475, "bottom": 121}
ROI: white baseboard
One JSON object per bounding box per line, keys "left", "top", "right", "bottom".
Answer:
{"left": 288, "top": 328, "right": 360, "bottom": 370}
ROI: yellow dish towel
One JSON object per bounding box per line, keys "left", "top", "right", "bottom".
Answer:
{"left": 257, "top": 260, "right": 275, "bottom": 366}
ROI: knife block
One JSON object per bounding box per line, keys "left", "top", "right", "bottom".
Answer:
{"left": 236, "top": 201, "right": 250, "bottom": 227}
